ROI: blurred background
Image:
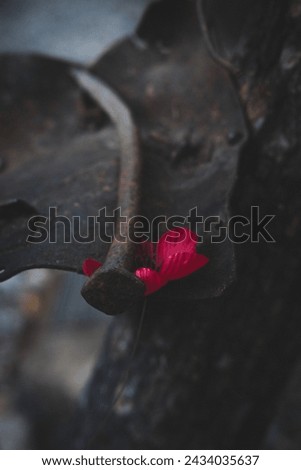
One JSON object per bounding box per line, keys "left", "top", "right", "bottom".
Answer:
{"left": 0, "top": 0, "right": 301, "bottom": 450}
{"left": 0, "top": 0, "right": 149, "bottom": 63}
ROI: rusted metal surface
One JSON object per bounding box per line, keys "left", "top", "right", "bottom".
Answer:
{"left": 72, "top": 69, "right": 145, "bottom": 314}
{"left": 0, "top": 0, "right": 247, "bottom": 312}
{"left": 0, "top": 55, "right": 119, "bottom": 282}
{"left": 90, "top": 0, "right": 248, "bottom": 302}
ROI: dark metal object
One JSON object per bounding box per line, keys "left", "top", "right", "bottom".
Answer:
{"left": 90, "top": 0, "right": 248, "bottom": 301}
{"left": 0, "top": 199, "right": 38, "bottom": 219}
{"left": 0, "top": 0, "right": 247, "bottom": 312}
{"left": 71, "top": 69, "right": 145, "bottom": 314}
{"left": 0, "top": 55, "right": 120, "bottom": 283}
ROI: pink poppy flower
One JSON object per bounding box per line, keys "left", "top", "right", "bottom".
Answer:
{"left": 82, "top": 227, "right": 209, "bottom": 296}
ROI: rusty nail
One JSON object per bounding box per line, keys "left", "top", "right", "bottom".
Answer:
{"left": 71, "top": 69, "right": 145, "bottom": 315}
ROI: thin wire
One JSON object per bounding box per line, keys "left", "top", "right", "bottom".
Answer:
{"left": 87, "top": 299, "right": 148, "bottom": 446}
{"left": 109, "top": 298, "right": 147, "bottom": 412}
{"left": 197, "top": 0, "right": 237, "bottom": 74}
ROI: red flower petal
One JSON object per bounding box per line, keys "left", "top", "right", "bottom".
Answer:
{"left": 135, "top": 267, "right": 166, "bottom": 296}
{"left": 157, "top": 227, "right": 197, "bottom": 267}
{"left": 82, "top": 258, "right": 102, "bottom": 277}
{"left": 160, "top": 251, "right": 209, "bottom": 281}
{"left": 82, "top": 228, "right": 208, "bottom": 297}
